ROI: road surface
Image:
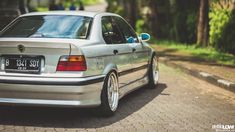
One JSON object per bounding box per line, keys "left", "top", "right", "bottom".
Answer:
{"left": 0, "top": 64, "right": 234, "bottom": 132}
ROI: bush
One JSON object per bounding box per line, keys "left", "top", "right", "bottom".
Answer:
{"left": 136, "top": 19, "right": 147, "bottom": 33}
{"left": 209, "top": 9, "right": 230, "bottom": 51}
{"left": 209, "top": 8, "right": 235, "bottom": 55}
{"left": 218, "top": 10, "right": 235, "bottom": 54}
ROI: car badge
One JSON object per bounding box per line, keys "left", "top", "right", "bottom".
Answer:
{"left": 18, "top": 44, "right": 25, "bottom": 53}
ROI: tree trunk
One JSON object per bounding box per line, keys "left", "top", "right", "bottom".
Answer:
{"left": 148, "top": 0, "right": 160, "bottom": 38}
{"left": 37, "top": 0, "right": 40, "bottom": 7}
{"left": 197, "top": 0, "right": 209, "bottom": 47}
{"left": 233, "top": 0, "right": 235, "bottom": 10}
{"left": 129, "top": 0, "right": 137, "bottom": 29}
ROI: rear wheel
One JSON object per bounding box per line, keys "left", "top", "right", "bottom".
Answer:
{"left": 148, "top": 55, "right": 159, "bottom": 89}
{"left": 98, "top": 71, "right": 119, "bottom": 117}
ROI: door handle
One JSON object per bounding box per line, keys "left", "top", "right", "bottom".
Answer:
{"left": 132, "top": 48, "right": 136, "bottom": 52}
{"left": 113, "top": 50, "right": 119, "bottom": 55}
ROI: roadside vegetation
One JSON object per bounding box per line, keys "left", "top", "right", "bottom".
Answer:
{"left": 105, "top": 0, "right": 235, "bottom": 66}
{"left": 106, "top": 0, "right": 235, "bottom": 56}
{"left": 152, "top": 40, "right": 235, "bottom": 66}
{"left": 65, "top": 0, "right": 102, "bottom": 6}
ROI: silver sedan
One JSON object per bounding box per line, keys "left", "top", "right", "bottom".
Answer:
{"left": 0, "top": 11, "right": 159, "bottom": 116}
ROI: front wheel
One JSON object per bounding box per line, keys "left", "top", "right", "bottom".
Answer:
{"left": 98, "top": 71, "right": 119, "bottom": 117}
{"left": 148, "top": 55, "right": 159, "bottom": 89}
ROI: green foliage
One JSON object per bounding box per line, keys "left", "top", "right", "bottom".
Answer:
{"left": 209, "top": 8, "right": 235, "bottom": 54}
{"left": 81, "top": 0, "right": 101, "bottom": 6}
{"left": 36, "top": 7, "right": 48, "bottom": 11}
{"left": 105, "top": 0, "right": 235, "bottom": 54}
{"left": 105, "top": 0, "right": 124, "bottom": 16}
{"left": 113, "top": 6, "right": 124, "bottom": 16}
{"left": 218, "top": 10, "right": 235, "bottom": 54}
{"left": 136, "top": 19, "right": 146, "bottom": 33}
{"left": 65, "top": 0, "right": 101, "bottom": 7}
{"left": 209, "top": 9, "right": 230, "bottom": 47}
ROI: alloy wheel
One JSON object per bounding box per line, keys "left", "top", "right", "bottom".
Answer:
{"left": 107, "top": 72, "right": 119, "bottom": 111}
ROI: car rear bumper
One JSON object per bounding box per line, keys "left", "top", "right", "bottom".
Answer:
{"left": 0, "top": 75, "right": 105, "bottom": 107}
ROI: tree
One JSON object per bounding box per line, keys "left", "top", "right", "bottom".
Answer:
{"left": 233, "top": 0, "right": 235, "bottom": 9}
{"left": 129, "top": 0, "right": 137, "bottom": 29}
{"left": 148, "top": 0, "right": 160, "bottom": 38}
{"left": 145, "top": 0, "right": 171, "bottom": 39}
{"left": 145, "top": 0, "right": 198, "bottom": 42}
{"left": 197, "top": 0, "right": 209, "bottom": 47}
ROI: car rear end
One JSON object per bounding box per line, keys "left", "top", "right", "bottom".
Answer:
{"left": 0, "top": 13, "right": 104, "bottom": 107}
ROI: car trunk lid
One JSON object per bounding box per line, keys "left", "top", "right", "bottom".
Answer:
{"left": 0, "top": 38, "right": 79, "bottom": 74}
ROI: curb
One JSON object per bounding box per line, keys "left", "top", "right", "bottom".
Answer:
{"left": 160, "top": 58, "right": 235, "bottom": 93}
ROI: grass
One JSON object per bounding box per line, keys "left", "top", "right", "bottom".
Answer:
{"left": 82, "top": 0, "right": 103, "bottom": 5}
{"left": 64, "top": 0, "right": 102, "bottom": 7}
{"left": 36, "top": 7, "right": 48, "bottom": 12}
{"left": 152, "top": 40, "right": 235, "bottom": 66}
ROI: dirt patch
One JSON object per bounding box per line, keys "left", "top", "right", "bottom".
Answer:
{"left": 153, "top": 45, "right": 235, "bottom": 82}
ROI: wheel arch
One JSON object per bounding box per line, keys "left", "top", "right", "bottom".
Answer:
{"left": 148, "top": 49, "right": 159, "bottom": 72}
{"left": 102, "top": 63, "right": 118, "bottom": 77}
{"left": 150, "top": 50, "right": 157, "bottom": 59}
{"left": 148, "top": 50, "right": 157, "bottom": 70}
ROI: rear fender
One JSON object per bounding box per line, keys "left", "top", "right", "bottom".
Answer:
{"left": 102, "top": 63, "right": 118, "bottom": 76}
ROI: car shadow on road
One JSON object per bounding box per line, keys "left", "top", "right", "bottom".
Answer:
{"left": 0, "top": 83, "right": 167, "bottom": 128}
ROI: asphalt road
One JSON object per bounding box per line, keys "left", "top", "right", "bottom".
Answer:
{"left": 0, "top": 64, "right": 234, "bottom": 132}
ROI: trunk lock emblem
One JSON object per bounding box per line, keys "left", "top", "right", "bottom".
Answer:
{"left": 18, "top": 44, "right": 25, "bottom": 53}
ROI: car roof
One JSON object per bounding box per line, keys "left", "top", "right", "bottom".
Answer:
{"left": 20, "top": 11, "right": 117, "bottom": 18}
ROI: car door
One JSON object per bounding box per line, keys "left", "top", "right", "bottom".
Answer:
{"left": 113, "top": 16, "right": 149, "bottom": 81}
{"left": 101, "top": 16, "right": 135, "bottom": 88}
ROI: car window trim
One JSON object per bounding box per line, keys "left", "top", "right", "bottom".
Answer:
{"left": 101, "top": 16, "right": 126, "bottom": 45}
{"left": 101, "top": 16, "right": 111, "bottom": 44}
{"left": 113, "top": 16, "right": 140, "bottom": 43}
{"left": 85, "top": 17, "right": 93, "bottom": 39}
{"left": 110, "top": 16, "right": 126, "bottom": 44}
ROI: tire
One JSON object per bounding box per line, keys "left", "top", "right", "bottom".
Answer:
{"left": 148, "top": 54, "right": 159, "bottom": 89}
{"left": 98, "top": 71, "right": 119, "bottom": 117}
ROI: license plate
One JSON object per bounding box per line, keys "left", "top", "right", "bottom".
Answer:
{"left": 4, "top": 56, "right": 41, "bottom": 73}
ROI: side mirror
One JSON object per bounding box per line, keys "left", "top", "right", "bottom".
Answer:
{"left": 140, "top": 33, "right": 150, "bottom": 42}
{"left": 127, "top": 37, "right": 135, "bottom": 43}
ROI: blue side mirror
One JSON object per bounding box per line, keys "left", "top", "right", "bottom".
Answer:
{"left": 140, "top": 33, "right": 150, "bottom": 42}
{"left": 127, "top": 37, "right": 135, "bottom": 43}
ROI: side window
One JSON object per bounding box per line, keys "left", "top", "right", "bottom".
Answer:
{"left": 113, "top": 16, "right": 139, "bottom": 43}
{"left": 101, "top": 16, "right": 125, "bottom": 44}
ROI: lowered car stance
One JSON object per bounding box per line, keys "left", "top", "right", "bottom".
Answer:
{"left": 0, "top": 11, "right": 159, "bottom": 116}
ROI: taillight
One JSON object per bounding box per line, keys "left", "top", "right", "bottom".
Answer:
{"left": 56, "top": 55, "right": 87, "bottom": 71}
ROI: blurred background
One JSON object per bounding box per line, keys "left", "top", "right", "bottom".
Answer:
{"left": 107, "top": 0, "right": 235, "bottom": 55}
{"left": 0, "top": 0, "right": 234, "bottom": 62}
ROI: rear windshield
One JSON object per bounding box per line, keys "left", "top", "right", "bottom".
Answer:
{"left": 0, "top": 15, "right": 93, "bottom": 39}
